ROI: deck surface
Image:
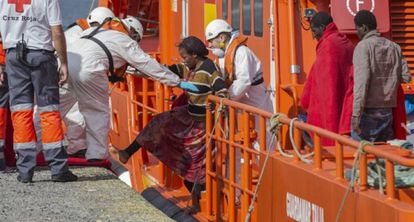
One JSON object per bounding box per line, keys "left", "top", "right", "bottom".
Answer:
{"left": 0, "top": 167, "right": 174, "bottom": 222}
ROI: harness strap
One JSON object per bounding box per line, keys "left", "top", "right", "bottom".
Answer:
{"left": 81, "top": 17, "right": 126, "bottom": 83}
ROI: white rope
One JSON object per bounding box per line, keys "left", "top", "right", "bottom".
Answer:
{"left": 269, "top": 114, "right": 294, "bottom": 158}
{"left": 289, "top": 118, "right": 314, "bottom": 164}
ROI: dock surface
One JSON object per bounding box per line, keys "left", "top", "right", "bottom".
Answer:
{"left": 0, "top": 167, "right": 174, "bottom": 222}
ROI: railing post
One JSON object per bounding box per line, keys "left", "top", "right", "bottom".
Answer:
{"left": 314, "top": 134, "right": 322, "bottom": 169}
{"left": 335, "top": 141, "right": 344, "bottom": 179}
{"left": 359, "top": 153, "right": 367, "bottom": 191}
{"left": 142, "top": 78, "right": 149, "bottom": 125}
{"left": 241, "top": 111, "right": 252, "bottom": 219}
{"left": 163, "top": 85, "right": 171, "bottom": 112}
{"left": 386, "top": 160, "right": 395, "bottom": 199}
{"left": 259, "top": 116, "right": 266, "bottom": 153}
{"left": 215, "top": 109, "right": 223, "bottom": 220}
{"left": 229, "top": 107, "right": 236, "bottom": 222}
{"left": 206, "top": 101, "right": 213, "bottom": 217}
{"left": 156, "top": 82, "right": 165, "bottom": 185}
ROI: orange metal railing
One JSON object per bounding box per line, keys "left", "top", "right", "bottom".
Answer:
{"left": 205, "top": 95, "right": 414, "bottom": 221}
{"left": 114, "top": 66, "right": 414, "bottom": 219}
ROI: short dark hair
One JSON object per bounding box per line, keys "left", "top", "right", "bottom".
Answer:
{"left": 354, "top": 10, "right": 377, "bottom": 30}
{"left": 310, "top": 12, "right": 333, "bottom": 28}
{"left": 178, "top": 36, "right": 209, "bottom": 58}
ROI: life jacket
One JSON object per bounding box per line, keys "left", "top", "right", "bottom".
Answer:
{"left": 81, "top": 17, "right": 130, "bottom": 83}
{"left": 65, "top": 18, "right": 90, "bottom": 31}
{"left": 75, "top": 18, "right": 90, "bottom": 30}
{"left": 223, "top": 36, "right": 248, "bottom": 87}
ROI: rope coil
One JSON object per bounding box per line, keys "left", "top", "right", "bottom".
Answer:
{"left": 289, "top": 118, "right": 314, "bottom": 164}
{"left": 269, "top": 113, "right": 294, "bottom": 158}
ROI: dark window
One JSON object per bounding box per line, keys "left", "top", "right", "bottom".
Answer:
{"left": 242, "top": 0, "right": 251, "bottom": 35}
{"left": 254, "top": 0, "right": 263, "bottom": 37}
{"left": 231, "top": 0, "right": 240, "bottom": 31}
{"left": 222, "top": 0, "right": 228, "bottom": 20}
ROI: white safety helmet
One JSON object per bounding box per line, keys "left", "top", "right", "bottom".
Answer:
{"left": 205, "top": 19, "right": 233, "bottom": 41}
{"left": 122, "top": 16, "right": 144, "bottom": 40}
{"left": 87, "top": 7, "right": 115, "bottom": 25}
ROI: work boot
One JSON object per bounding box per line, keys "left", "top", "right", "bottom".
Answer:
{"left": 17, "top": 173, "right": 33, "bottom": 183}
{"left": 51, "top": 170, "right": 78, "bottom": 182}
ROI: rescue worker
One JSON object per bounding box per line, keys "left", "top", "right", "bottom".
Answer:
{"left": 33, "top": 7, "right": 116, "bottom": 157}
{"left": 63, "top": 16, "right": 197, "bottom": 161}
{"left": 204, "top": 19, "right": 274, "bottom": 149}
{"left": 300, "top": 12, "right": 354, "bottom": 146}
{"left": 59, "top": 7, "right": 115, "bottom": 157}
{"left": 111, "top": 36, "right": 228, "bottom": 213}
{"left": 351, "top": 10, "right": 411, "bottom": 142}
{"left": 0, "top": 36, "right": 7, "bottom": 171}
{"left": 0, "top": 0, "right": 77, "bottom": 182}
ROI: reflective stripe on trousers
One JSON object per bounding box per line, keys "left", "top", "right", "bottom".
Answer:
{"left": 6, "top": 49, "right": 69, "bottom": 175}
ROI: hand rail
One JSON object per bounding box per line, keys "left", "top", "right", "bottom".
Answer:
{"left": 206, "top": 94, "right": 414, "bottom": 220}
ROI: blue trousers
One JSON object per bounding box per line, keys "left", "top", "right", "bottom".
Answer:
{"left": 351, "top": 108, "right": 394, "bottom": 142}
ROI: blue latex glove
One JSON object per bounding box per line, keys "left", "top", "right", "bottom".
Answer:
{"left": 178, "top": 81, "right": 199, "bottom": 92}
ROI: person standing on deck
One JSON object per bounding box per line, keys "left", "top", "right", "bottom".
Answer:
{"left": 34, "top": 7, "right": 116, "bottom": 158}
{"left": 351, "top": 10, "right": 411, "bottom": 142}
{"left": 63, "top": 16, "right": 198, "bottom": 161}
{"left": 0, "top": 0, "right": 77, "bottom": 182}
{"left": 204, "top": 19, "right": 274, "bottom": 150}
{"left": 56, "top": 7, "right": 115, "bottom": 157}
{"left": 300, "top": 12, "right": 354, "bottom": 146}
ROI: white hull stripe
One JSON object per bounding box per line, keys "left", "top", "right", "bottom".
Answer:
{"left": 10, "top": 103, "right": 33, "bottom": 112}
{"left": 14, "top": 142, "right": 37, "bottom": 150}
{"left": 0, "top": 140, "right": 4, "bottom": 147}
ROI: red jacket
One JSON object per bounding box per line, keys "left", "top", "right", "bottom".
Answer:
{"left": 301, "top": 23, "right": 354, "bottom": 146}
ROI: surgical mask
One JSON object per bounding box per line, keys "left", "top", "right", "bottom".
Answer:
{"left": 211, "top": 48, "right": 225, "bottom": 58}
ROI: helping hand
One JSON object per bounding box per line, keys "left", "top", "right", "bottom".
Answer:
{"left": 58, "top": 63, "right": 68, "bottom": 86}
{"left": 178, "top": 81, "right": 199, "bottom": 92}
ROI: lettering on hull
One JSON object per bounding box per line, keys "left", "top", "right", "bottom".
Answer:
{"left": 286, "top": 192, "right": 324, "bottom": 222}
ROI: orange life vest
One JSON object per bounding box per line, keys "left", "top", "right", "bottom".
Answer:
{"left": 223, "top": 36, "right": 248, "bottom": 87}
{"left": 101, "top": 17, "right": 129, "bottom": 35}
{"left": 75, "top": 18, "right": 90, "bottom": 30}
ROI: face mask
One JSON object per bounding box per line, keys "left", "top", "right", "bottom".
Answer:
{"left": 211, "top": 48, "right": 225, "bottom": 58}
